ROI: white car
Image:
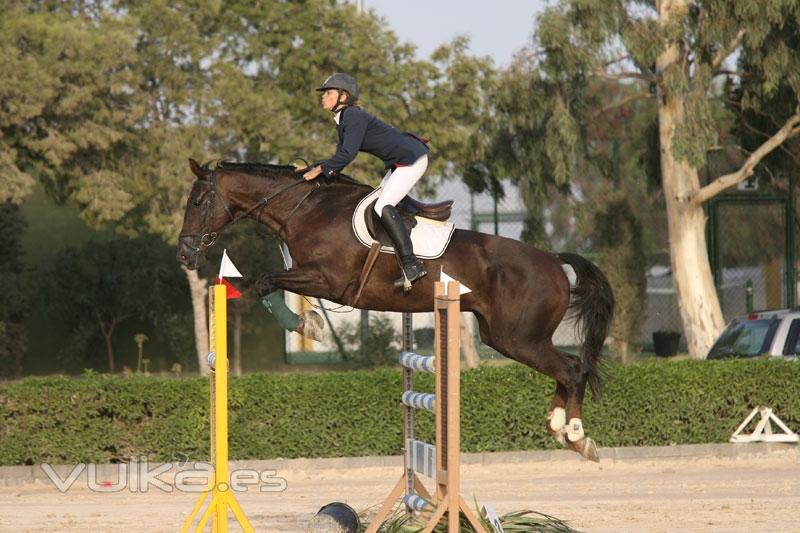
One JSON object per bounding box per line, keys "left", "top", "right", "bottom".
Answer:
{"left": 707, "top": 309, "right": 800, "bottom": 359}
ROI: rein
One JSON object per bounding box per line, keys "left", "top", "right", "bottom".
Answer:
{"left": 178, "top": 170, "right": 320, "bottom": 255}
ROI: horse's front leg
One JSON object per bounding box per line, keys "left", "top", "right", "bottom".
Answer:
{"left": 255, "top": 267, "right": 332, "bottom": 342}
{"left": 255, "top": 266, "right": 333, "bottom": 297}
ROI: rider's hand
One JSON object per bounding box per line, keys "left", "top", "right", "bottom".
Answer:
{"left": 303, "top": 165, "right": 323, "bottom": 181}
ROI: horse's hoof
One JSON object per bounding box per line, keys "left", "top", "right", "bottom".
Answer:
{"left": 296, "top": 311, "right": 324, "bottom": 341}
{"left": 294, "top": 311, "right": 325, "bottom": 342}
{"left": 567, "top": 436, "right": 599, "bottom": 462}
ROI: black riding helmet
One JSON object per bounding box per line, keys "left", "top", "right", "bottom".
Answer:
{"left": 317, "top": 73, "right": 359, "bottom": 112}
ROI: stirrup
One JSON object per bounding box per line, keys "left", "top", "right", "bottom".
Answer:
{"left": 394, "top": 260, "right": 427, "bottom": 291}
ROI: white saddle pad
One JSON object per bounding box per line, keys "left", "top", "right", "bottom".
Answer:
{"left": 352, "top": 188, "right": 456, "bottom": 260}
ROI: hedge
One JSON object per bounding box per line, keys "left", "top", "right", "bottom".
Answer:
{"left": 1, "top": 359, "right": 798, "bottom": 466}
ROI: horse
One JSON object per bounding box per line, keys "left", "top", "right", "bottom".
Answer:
{"left": 176, "top": 159, "right": 614, "bottom": 461}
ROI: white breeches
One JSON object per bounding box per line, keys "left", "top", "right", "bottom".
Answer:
{"left": 373, "top": 155, "right": 428, "bottom": 215}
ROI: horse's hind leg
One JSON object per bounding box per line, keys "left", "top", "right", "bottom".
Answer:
{"left": 547, "top": 382, "right": 569, "bottom": 446}
{"left": 474, "top": 312, "right": 598, "bottom": 461}
{"left": 555, "top": 348, "right": 598, "bottom": 462}
{"left": 533, "top": 346, "right": 583, "bottom": 447}
{"left": 522, "top": 342, "right": 599, "bottom": 462}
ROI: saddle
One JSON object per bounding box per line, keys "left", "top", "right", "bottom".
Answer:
{"left": 396, "top": 196, "right": 453, "bottom": 221}
{"left": 351, "top": 191, "right": 456, "bottom": 305}
{"left": 365, "top": 195, "right": 453, "bottom": 248}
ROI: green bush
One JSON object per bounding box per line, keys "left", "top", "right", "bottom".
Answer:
{"left": 0, "top": 359, "right": 797, "bottom": 465}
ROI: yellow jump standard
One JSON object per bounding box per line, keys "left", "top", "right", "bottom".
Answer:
{"left": 181, "top": 284, "right": 254, "bottom": 533}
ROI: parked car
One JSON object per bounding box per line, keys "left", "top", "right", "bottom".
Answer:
{"left": 707, "top": 309, "right": 800, "bottom": 359}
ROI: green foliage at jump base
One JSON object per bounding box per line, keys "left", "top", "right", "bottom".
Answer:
{"left": 0, "top": 359, "right": 798, "bottom": 466}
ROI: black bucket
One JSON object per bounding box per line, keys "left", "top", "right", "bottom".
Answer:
{"left": 307, "top": 502, "right": 359, "bottom": 533}
{"left": 652, "top": 331, "right": 681, "bottom": 357}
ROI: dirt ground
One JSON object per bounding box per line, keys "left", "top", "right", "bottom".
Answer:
{"left": 1, "top": 446, "right": 798, "bottom": 533}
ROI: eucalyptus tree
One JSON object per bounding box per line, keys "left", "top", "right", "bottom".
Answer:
{"left": 483, "top": 0, "right": 800, "bottom": 357}
{"left": 729, "top": 13, "right": 800, "bottom": 188}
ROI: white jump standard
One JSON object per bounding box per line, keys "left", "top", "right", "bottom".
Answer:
{"left": 366, "top": 281, "right": 487, "bottom": 533}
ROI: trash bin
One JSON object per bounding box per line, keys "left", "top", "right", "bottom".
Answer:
{"left": 652, "top": 331, "right": 681, "bottom": 357}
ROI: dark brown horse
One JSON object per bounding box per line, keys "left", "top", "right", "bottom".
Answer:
{"left": 177, "top": 159, "right": 614, "bottom": 461}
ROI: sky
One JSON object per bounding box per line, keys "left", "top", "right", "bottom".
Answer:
{"left": 361, "top": 0, "right": 549, "bottom": 67}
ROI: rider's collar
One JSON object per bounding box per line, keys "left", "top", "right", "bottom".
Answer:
{"left": 333, "top": 110, "right": 342, "bottom": 125}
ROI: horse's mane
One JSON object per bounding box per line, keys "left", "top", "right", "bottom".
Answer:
{"left": 210, "top": 160, "right": 297, "bottom": 178}
{"left": 205, "top": 159, "right": 372, "bottom": 190}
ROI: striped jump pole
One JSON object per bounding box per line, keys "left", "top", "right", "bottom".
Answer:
{"left": 366, "top": 281, "right": 487, "bottom": 533}
{"left": 181, "top": 284, "right": 254, "bottom": 533}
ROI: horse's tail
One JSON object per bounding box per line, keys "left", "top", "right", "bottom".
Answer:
{"left": 557, "top": 252, "right": 615, "bottom": 399}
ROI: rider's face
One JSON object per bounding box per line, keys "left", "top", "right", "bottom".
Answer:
{"left": 320, "top": 88, "right": 345, "bottom": 111}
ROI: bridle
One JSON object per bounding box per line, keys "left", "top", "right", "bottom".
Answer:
{"left": 178, "top": 169, "right": 320, "bottom": 258}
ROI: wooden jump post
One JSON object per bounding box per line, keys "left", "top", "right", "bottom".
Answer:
{"left": 367, "top": 281, "right": 487, "bottom": 533}
{"left": 181, "top": 283, "right": 254, "bottom": 533}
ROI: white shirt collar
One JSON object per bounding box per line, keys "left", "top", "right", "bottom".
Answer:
{"left": 333, "top": 110, "right": 342, "bottom": 125}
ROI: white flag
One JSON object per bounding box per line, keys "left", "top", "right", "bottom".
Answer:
{"left": 440, "top": 268, "right": 472, "bottom": 295}
{"left": 218, "top": 249, "right": 243, "bottom": 279}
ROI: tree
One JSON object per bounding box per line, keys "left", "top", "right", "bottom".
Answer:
{"left": 41, "top": 236, "right": 190, "bottom": 373}
{"left": 1, "top": 1, "right": 497, "bottom": 371}
{"left": 728, "top": 14, "right": 800, "bottom": 191}
{"left": 0, "top": 202, "right": 29, "bottom": 377}
{"left": 489, "top": 1, "right": 800, "bottom": 357}
{"left": 464, "top": 60, "right": 570, "bottom": 249}
{"left": 0, "top": 2, "right": 142, "bottom": 205}
{"left": 593, "top": 194, "right": 647, "bottom": 362}
{"left": 469, "top": 61, "right": 655, "bottom": 362}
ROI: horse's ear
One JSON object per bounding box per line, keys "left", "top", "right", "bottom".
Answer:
{"left": 188, "top": 158, "right": 206, "bottom": 180}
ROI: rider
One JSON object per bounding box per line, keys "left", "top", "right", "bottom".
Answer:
{"left": 301, "top": 73, "right": 429, "bottom": 289}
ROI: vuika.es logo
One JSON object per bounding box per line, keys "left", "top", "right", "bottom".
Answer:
{"left": 40, "top": 456, "right": 288, "bottom": 494}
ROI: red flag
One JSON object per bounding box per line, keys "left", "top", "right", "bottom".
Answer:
{"left": 217, "top": 277, "right": 242, "bottom": 299}
{"left": 217, "top": 249, "right": 243, "bottom": 299}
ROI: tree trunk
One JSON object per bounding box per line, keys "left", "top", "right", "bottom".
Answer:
{"left": 104, "top": 331, "right": 115, "bottom": 373}
{"left": 98, "top": 318, "right": 117, "bottom": 373}
{"left": 656, "top": 9, "right": 725, "bottom": 358}
{"left": 182, "top": 266, "right": 210, "bottom": 375}
{"left": 661, "top": 176, "right": 724, "bottom": 357}
{"left": 614, "top": 339, "right": 633, "bottom": 363}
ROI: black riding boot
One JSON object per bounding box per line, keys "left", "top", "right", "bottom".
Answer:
{"left": 380, "top": 205, "right": 427, "bottom": 289}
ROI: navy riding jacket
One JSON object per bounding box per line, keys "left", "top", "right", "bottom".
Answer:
{"left": 320, "top": 106, "right": 428, "bottom": 178}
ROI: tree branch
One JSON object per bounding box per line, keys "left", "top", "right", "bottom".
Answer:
{"left": 707, "top": 144, "right": 751, "bottom": 155}
{"left": 739, "top": 116, "right": 777, "bottom": 141}
{"left": 603, "top": 55, "right": 632, "bottom": 68}
{"left": 720, "top": 96, "right": 788, "bottom": 132}
{"left": 594, "top": 69, "right": 654, "bottom": 83}
{"left": 590, "top": 92, "right": 655, "bottom": 118}
{"left": 692, "top": 113, "right": 800, "bottom": 206}
{"left": 778, "top": 142, "right": 800, "bottom": 168}
{"left": 712, "top": 69, "right": 751, "bottom": 79}
{"left": 711, "top": 29, "right": 745, "bottom": 72}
